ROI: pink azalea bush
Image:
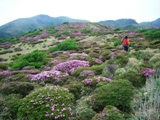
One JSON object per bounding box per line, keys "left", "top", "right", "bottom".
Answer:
{"left": 52, "top": 60, "right": 90, "bottom": 73}
{"left": 83, "top": 76, "right": 112, "bottom": 85}
{"left": 140, "top": 68, "right": 156, "bottom": 76}
{"left": 17, "top": 85, "right": 74, "bottom": 120}
{"left": 31, "top": 70, "right": 69, "bottom": 84}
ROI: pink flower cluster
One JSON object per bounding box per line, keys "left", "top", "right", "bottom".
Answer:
{"left": 52, "top": 60, "right": 90, "bottom": 73}
{"left": 80, "top": 70, "right": 95, "bottom": 77}
{"left": 31, "top": 70, "right": 69, "bottom": 82}
{"left": 83, "top": 76, "right": 112, "bottom": 85}
{"left": 140, "top": 68, "right": 156, "bottom": 76}
{"left": 92, "top": 58, "right": 103, "bottom": 64}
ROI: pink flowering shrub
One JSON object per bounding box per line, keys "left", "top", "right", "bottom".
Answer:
{"left": 31, "top": 70, "right": 69, "bottom": 85}
{"left": 141, "top": 68, "right": 156, "bottom": 76}
{"left": 82, "top": 76, "right": 112, "bottom": 86}
{"left": 79, "top": 70, "right": 95, "bottom": 79}
{"left": 17, "top": 85, "right": 74, "bottom": 120}
{"left": 52, "top": 60, "right": 90, "bottom": 73}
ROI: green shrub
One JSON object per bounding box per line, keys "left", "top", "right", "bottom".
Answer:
{"left": 62, "top": 32, "right": 69, "bottom": 35}
{"left": 92, "top": 105, "right": 124, "bottom": 120}
{"left": 149, "top": 53, "right": 160, "bottom": 69}
{"left": 49, "top": 39, "right": 77, "bottom": 52}
{"left": 1, "top": 73, "right": 30, "bottom": 83}
{"left": 1, "top": 82, "right": 34, "bottom": 97}
{"left": 82, "top": 29, "right": 92, "bottom": 34}
{"left": 63, "top": 83, "right": 83, "bottom": 100}
{"left": 87, "top": 57, "right": 102, "bottom": 66}
{"left": 71, "top": 67, "right": 90, "bottom": 78}
{"left": 71, "top": 64, "right": 104, "bottom": 78}
{"left": 114, "top": 28, "right": 121, "bottom": 31}
{"left": 95, "top": 80, "right": 135, "bottom": 112}
{"left": 114, "top": 70, "right": 146, "bottom": 88}
{"left": 49, "top": 29, "right": 59, "bottom": 34}
{"left": 90, "top": 64, "right": 105, "bottom": 75}
{"left": 0, "top": 63, "right": 8, "bottom": 70}
{"left": 71, "top": 105, "right": 95, "bottom": 120}
{"left": 126, "top": 57, "right": 142, "bottom": 72}
{"left": 107, "top": 54, "right": 128, "bottom": 67}
{"left": 130, "top": 42, "right": 135, "bottom": 47}
{"left": 55, "top": 34, "right": 62, "bottom": 37}
{"left": 144, "top": 29, "right": 160, "bottom": 39}
{"left": 114, "top": 40, "right": 121, "bottom": 46}
{"left": 9, "top": 50, "right": 46, "bottom": 70}
{"left": 17, "top": 85, "right": 74, "bottom": 120}
{"left": 0, "top": 94, "right": 22, "bottom": 120}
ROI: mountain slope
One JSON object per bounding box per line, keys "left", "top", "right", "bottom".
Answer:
{"left": 151, "top": 18, "right": 160, "bottom": 27}
{"left": 140, "top": 18, "right": 160, "bottom": 28}
{"left": 98, "top": 19, "right": 138, "bottom": 28}
{"left": 0, "top": 14, "right": 88, "bottom": 38}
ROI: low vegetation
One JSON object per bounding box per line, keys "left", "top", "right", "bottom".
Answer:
{"left": 0, "top": 22, "right": 160, "bottom": 120}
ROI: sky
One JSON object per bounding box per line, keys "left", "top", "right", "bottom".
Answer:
{"left": 0, "top": 0, "right": 160, "bottom": 26}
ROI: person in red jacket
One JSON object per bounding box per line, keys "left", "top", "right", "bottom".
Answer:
{"left": 121, "top": 36, "right": 130, "bottom": 51}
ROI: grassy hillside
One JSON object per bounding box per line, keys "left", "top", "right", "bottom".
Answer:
{"left": 0, "top": 22, "right": 160, "bottom": 120}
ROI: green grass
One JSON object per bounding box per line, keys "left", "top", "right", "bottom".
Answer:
{"left": 1, "top": 37, "right": 55, "bottom": 63}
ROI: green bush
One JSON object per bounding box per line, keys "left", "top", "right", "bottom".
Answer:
{"left": 1, "top": 73, "right": 30, "bottom": 83}
{"left": 95, "top": 80, "right": 135, "bottom": 112}
{"left": 92, "top": 105, "right": 124, "bottom": 120}
{"left": 149, "top": 53, "right": 160, "bottom": 69}
{"left": 72, "top": 64, "right": 104, "bottom": 78}
{"left": 0, "top": 63, "right": 8, "bottom": 70}
{"left": 9, "top": 50, "right": 46, "bottom": 70}
{"left": 55, "top": 34, "right": 62, "bottom": 37}
{"left": 63, "top": 83, "right": 83, "bottom": 100}
{"left": 49, "top": 39, "right": 77, "bottom": 52}
{"left": 114, "top": 28, "right": 121, "bottom": 31}
{"left": 114, "top": 70, "right": 146, "bottom": 88}
{"left": 62, "top": 32, "right": 69, "bottom": 35}
{"left": 82, "top": 29, "right": 92, "bottom": 34}
{"left": 17, "top": 85, "right": 74, "bottom": 120}
{"left": 70, "top": 95, "right": 96, "bottom": 120}
{"left": 0, "top": 94, "right": 22, "bottom": 120}
{"left": 114, "top": 40, "right": 121, "bottom": 46}
{"left": 1, "top": 82, "right": 34, "bottom": 97}
{"left": 71, "top": 105, "right": 95, "bottom": 120}
{"left": 144, "top": 29, "right": 160, "bottom": 39}
{"left": 49, "top": 29, "right": 59, "bottom": 34}
{"left": 107, "top": 54, "right": 128, "bottom": 67}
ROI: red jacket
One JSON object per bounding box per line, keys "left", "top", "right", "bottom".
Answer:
{"left": 121, "top": 39, "right": 130, "bottom": 46}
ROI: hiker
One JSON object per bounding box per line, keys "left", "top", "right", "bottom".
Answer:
{"left": 121, "top": 36, "right": 130, "bottom": 51}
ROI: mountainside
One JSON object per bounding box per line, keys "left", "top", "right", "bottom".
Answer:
{"left": 98, "top": 19, "right": 138, "bottom": 28}
{"left": 0, "top": 14, "right": 88, "bottom": 38}
{"left": 140, "top": 18, "right": 160, "bottom": 27}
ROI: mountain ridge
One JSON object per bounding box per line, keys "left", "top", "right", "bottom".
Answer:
{"left": 0, "top": 14, "right": 160, "bottom": 38}
{"left": 0, "top": 14, "right": 89, "bottom": 38}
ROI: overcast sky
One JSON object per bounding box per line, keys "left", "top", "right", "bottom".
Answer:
{"left": 0, "top": 0, "right": 160, "bottom": 26}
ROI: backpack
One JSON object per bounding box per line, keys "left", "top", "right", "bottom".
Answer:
{"left": 122, "top": 39, "right": 130, "bottom": 46}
